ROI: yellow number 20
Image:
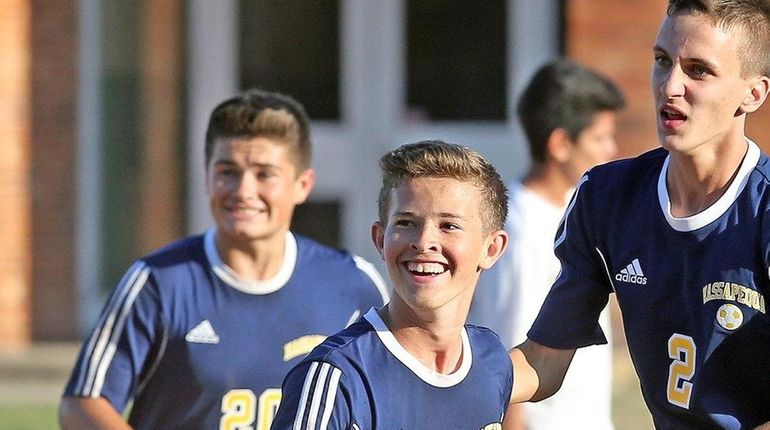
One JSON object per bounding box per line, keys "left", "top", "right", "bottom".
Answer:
{"left": 666, "top": 333, "right": 696, "bottom": 409}
{"left": 220, "top": 388, "right": 282, "bottom": 430}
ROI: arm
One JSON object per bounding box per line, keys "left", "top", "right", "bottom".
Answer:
{"left": 509, "top": 339, "right": 575, "bottom": 403}
{"left": 501, "top": 403, "right": 526, "bottom": 430}
{"left": 59, "top": 396, "right": 132, "bottom": 430}
{"left": 61, "top": 261, "right": 162, "bottom": 428}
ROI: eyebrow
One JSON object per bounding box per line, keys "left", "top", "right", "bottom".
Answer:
{"left": 393, "top": 211, "right": 469, "bottom": 221}
{"left": 212, "top": 159, "right": 281, "bottom": 169}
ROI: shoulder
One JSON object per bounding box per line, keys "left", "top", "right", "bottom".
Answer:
{"left": 752, "top": 149, "right": 770, "bottom": 184}
{"left": 465, "top": 324, "right": 508, "bottom": 352}
{"left": 135, "top": 235, "right": 209, "bottom": 294}
{"left": 572, "top": 147, "right": 667, "bottom": 204}
{"left": 294, "top": 234, "right": 373, "bottom": 272}
{"left": 465, "top": 325, "right": 511, "bottom": 366}
{"left": 304, "top": 318, "right": 377, "bottom": 364}
{"left": 294, "top": 234, "right": 389, "bottom": 301}
{"left": 588, "top": 147, "right": 667, "bottom": 183}
{"left": 465, "top": 325, "right": 514, "bottom": 387}
{"left": 141, "top": 234, "right": 206, "bottom": 269}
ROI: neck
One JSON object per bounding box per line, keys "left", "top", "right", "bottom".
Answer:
{"left": 522, "top": 163, "right": 573, "bottom": 208}
{"left": 215, "top": 230, "right": 287, "bottom": 281}
{"left": 379, "top": 301, "right": 466, "bottom": 374}
{"left": 666, "top": 137, "right": 748, "bottom": 217}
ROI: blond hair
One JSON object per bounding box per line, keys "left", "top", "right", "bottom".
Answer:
{"left": 377, "top": 140, "right": 508, "bottom": 232}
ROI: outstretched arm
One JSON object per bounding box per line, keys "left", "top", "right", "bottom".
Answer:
{"left": 509, "top": 339, "right": 576, "bottom": 403}
{"left": 59, "top": 396, "right": 132, "bottom": 430}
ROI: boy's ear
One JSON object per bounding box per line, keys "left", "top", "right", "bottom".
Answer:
{"left": 739, "top": 75, "right": 770, "bottom": 114}
{"left": 293, "top": 168, "right": 316, "bottom": 205}
{"left": 371, "top": 221, "right": 386, "bottom": 261}
{"left": 546, "top": 128, "right": 574, "bottom": 163}
{"left": 478, "top": 229, "right": 508, "bottom": 271}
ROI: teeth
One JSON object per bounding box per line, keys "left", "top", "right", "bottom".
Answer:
{"left": 662, "top": 108, "right": 685, "bottom": 119}
{"left": 407, "top": 262, "right": 445, "bottom": 274}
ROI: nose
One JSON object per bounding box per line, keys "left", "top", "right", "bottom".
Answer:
{"left": 233, "top": 172, "right": 258, "bottom": 198}
{"left": 658, "top": 65, "right": 685, "bottom": 99}
{"left": 409, "top": 225, "right": 440, "bottom": 253}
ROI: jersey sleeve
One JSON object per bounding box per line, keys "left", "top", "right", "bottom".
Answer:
{"left": 527, "top": 174, "right": 612, "bottom": 349}
{"left": 63, "top": 260, "right": 164, "bottom": 412}
{"left": 271, "top": 361, "right": 355, "bottom": 430}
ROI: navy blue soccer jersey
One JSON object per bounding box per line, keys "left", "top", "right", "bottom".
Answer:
{"left": 64, "top": 229, "right": 388, "bottom": 430}
{"left": 271, "top": 308, "right": 513, "bottom": 430}
{"left": 529, "top": 140, "right": 770, "bottom": 429}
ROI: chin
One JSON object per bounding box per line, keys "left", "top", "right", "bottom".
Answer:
{"left": 219, "top": 224, "right": 274, "bottom": 242}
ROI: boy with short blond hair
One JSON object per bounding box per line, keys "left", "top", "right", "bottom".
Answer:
{"left": 272, "top": 140, "right": 512, "bottom": 429}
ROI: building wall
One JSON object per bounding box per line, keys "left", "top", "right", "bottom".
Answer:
{"left": 0, "top": 0, "right": 32, "bottom": 349}
{"left": 8, "top": 1, "right": 770, "bottom": 347}
{"left": 30, "top": 0, "right": 79, "bottom": 341}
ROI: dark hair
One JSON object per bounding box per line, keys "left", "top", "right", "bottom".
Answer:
{"left": 204, "top": 89, "right": 311, "bottom": 172}
{"left": 667, "top": 0, "right": 770, "bottom": 76}
{"left": 517, "top": 60, "right": 625, "bottom": 163}
{"left": 377, "top": 140, "right": 508, "bottom": 232}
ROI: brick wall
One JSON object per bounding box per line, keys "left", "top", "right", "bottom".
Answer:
{"left": 0, "top": 0, "right": 32, "bottom": 348}
{"left": 30, "top": 0, "right": 78, "bottom": 341}
{"left": 566, "top": 0, "right": 770, "bottom": 157}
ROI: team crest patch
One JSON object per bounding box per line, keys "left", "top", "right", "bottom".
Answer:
{"left": 283, "top": 335, "right": 327, "bottom": 361}
{"left": 716, "top": 303, "right": 744, "bottom": 331}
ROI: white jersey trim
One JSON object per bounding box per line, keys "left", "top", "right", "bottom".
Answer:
{"left": 75, "top": 260, "right": 151, "bottom": 396}
{"left": 352, "top": 255, "right": 390, "bottom": 305}
{"left": 555, "top": 174, "right": 588, "bottom": 250}
{"left": 293, "top": 361, "right": 341, "bottom": 430}
{"left": 363, "top": 308, "right": 472, "bottom": 388}
{"left": 205, "top": 229, "right": 297, "bottom": 295}
{"left": 658, "top": 138, "right": 759, "bottom": 232}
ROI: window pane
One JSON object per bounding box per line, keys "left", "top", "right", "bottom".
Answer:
{"left": 407, "top": 0, "right": 507, "bottom": 121}
{"left": 238, "top": 0, "right": 340, "bottom": 120}
{"left": 291, "top": 201, "right": 341, "bottom": 249}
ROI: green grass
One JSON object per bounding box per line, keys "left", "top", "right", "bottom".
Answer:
{"left": 0, "top": 404, "right": 58, "bottom": 430}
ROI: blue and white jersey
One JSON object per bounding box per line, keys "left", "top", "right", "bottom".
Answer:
{"left": 530, "top": 140, "right": 770, "bottom": 429}
{"left": 271, "top": 308, "right": 512, "bottom": 430}
{"left": 64, "top": 229, "right": 388, "bottom": 430}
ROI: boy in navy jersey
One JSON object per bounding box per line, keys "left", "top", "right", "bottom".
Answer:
{"left": 59, "top": 90, "right": 388, "bottom": 430}
{"left": 271, "top": 141, "right": 512, "bottom": 429}
{"left": 509, "top": 1, "right": 770, "bottom": 429}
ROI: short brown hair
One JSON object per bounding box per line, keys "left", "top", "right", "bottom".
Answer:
{"left": 667, "top": 0, "right": 770, "bottom": 76}
{"left": 204, "top": 89, "right": 311, "bottom": 172}
{"left": 377, "top": 140, "right": 508, "bottom": 232}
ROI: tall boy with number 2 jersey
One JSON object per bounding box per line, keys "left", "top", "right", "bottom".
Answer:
{"left": 508, "top": 1, "right": 770, "bottom": 429}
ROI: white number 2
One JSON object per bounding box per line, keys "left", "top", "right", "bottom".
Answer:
{"left": 220, "top": 388, "right": 282, "bottom": 430}
{"left": 666, "top": 333, "right": 696, "bottom": 409}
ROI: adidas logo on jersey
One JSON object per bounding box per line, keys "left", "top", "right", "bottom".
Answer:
{"left": 185, "top": 320, "right": 220, "bottom": 344}
{"left": 615, "top": 258, "right": 647, "bottom": 285}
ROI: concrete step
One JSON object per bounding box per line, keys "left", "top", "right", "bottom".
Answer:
{"left": 0, "top": 343, "right": 79, "bottom": 405}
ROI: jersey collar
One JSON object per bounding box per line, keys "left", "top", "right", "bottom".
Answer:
{"left": 363, "top": 307, "right": 472, "bottom": 388}
{"left": 658, "top": 138, "right": 759, "bottom": 232}
{"left": 204, "top": 229, "right": 297, "bottom": 294}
